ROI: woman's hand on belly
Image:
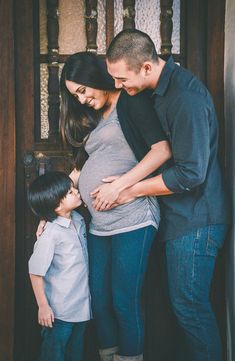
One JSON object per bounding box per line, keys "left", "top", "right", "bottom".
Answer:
{"left": 92, "top": 183, "right": 137, "bottom": 211}
{"left": 90, "top": 176, "right": 121, "bottom": 211}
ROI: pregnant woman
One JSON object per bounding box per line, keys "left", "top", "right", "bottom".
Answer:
{"left": 59, "top": 52, "right": 171, "bottom": 361}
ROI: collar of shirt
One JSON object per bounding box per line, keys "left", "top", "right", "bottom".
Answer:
{"left": 152, "top": 56, "right": 176, "bottom": 97}
{"left": 52, "top": 211, "right": 84, "bottom": 229}
{"left": 52, "top": 216, "right": 71, "bottom": 228}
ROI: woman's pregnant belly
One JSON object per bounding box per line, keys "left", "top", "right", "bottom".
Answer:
{"left": 78, "top": 153, "right": 137, "bottom": 211}
{"left": 78, "top": 154, "right": 160, "bottom": 234}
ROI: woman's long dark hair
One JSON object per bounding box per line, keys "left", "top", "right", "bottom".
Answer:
{"left": 60, "top": 52, "right": 116, "bottom": 169}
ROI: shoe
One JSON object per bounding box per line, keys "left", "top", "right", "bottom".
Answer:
{"left": 99, "top": 346, "right": 119, "bottom": 361}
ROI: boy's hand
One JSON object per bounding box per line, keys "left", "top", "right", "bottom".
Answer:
{"left": 36, "top": 220, "right": 46, "bottom": 237}
{"left": 38, "top": 304, "right": 54, "bottom": 328}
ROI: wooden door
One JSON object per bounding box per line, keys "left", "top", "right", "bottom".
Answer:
{"left": 13, "top": 1, "right": 226, "bottom": 361}
{"left": 0, "top": 1, "right": 15, "bottom": 361}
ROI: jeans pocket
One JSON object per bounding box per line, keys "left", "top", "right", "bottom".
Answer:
{"left": 206, "top": 224, "right": 228, "bottom": 256}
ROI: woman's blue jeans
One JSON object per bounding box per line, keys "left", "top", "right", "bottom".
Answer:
{"left": 39, "top": 319, "right": 87, "bottom": 361}
{"left": 165, "top": 224, "right": 228, "bottom": 361}
{"left": 88, "top": 225, "right": 156, "bottom": 356}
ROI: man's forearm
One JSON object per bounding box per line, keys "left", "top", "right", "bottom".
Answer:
{"left": 130, "top": 174, "right": 173, "bottom": 197}
{"left": 111, "top": 174, "right": 172, "bottom": 207}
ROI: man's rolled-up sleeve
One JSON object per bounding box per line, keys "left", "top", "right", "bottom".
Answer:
{"left": 162, "top": 92, "right": 211, "bottom": 193}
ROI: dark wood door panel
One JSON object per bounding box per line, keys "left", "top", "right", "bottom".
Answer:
{"left": 0, "top": 0, "right": 16, "bottom": 360}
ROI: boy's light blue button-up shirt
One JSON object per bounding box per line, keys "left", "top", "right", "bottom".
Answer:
{"left": 28, "top": 211, "right": 91, "bottom": 322}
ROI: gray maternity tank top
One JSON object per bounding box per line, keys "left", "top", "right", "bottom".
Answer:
{"left": 78, "top": 108, "right": 160, "bottom": 236}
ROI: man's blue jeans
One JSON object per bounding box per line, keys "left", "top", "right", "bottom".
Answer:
{"left": 39, "top": 319, "right": 87, "bottom": 361}
{"left": 165, "top": 224, "right": 228, "bottom": 361}
{"left": 88, "top": 225, "right": 156, "bottom": 356}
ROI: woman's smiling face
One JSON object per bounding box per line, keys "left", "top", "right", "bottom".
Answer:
{"left": 65, "top": 80, "right": 109, "bottom": 110}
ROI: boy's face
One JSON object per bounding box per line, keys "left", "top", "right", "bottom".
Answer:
{"left": 56, "top": 186, "right": 82, "bottom": 218}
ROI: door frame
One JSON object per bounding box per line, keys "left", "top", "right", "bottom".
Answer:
{"left": 0, "top": 0, "right": 16, "bottom": 360}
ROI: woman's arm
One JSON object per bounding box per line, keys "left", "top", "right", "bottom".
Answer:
{"left": 29, "top": 274, "right": 54, "bottom": 327}
{"left": 91, "top": 140, "right": 171, "bottom": 210}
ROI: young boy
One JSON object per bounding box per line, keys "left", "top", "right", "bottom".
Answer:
{"left": 28, "top": 171, "right": 91, "bottom": 361}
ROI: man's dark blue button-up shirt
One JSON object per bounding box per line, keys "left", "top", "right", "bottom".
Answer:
{"left": 152, "top": 57, "right": 229, "bottom": 240}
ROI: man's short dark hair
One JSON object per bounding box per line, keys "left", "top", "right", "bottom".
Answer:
{"left": 28, "top": 171, "right": 72, "bottom": 222}
{"left": 107, "top": 29, "right": 158, "bottom": 72}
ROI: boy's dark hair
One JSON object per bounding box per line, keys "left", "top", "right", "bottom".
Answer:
{"left": 107, "top": 29, "right": 158, "bottom": 72}
{"left": 28, "top": 171, "right": 72, "bottom": 222}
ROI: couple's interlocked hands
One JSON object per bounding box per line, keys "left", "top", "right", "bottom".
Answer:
{"left": 90, "top": 175, "right": 136, "bottom": 211}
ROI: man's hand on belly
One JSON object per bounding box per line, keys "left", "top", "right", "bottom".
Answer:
{"left": 93, "top": 186, "right": 137, "bottom": 211}
{"left": 90, "top": 174, "right": 140, "bottom": 211}
{"left": 90, "top": 180, "right": 120, "bottom": 211}
{"left": 114, "top": 187, "right": 136, "bottom": 206}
